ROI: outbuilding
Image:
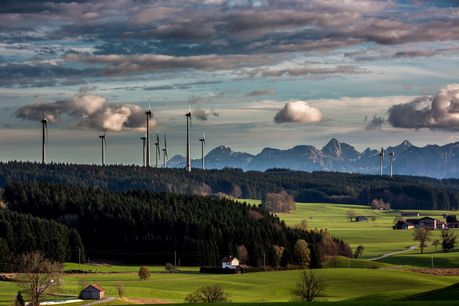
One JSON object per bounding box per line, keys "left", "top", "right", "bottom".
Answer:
{"left": 80, "top": 284, "right": 105, "bottom": 300}
{"left": 221, "top": 256, "right": 240, "bottom": 269}
{"left": 355, "top": 216, "right": 368, "bottom": 222}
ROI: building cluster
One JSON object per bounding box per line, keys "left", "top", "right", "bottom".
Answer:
{"left": 393, "top": 212, "right": 458, "bottom": 230}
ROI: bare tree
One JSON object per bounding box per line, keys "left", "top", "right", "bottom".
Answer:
{"left": 18, "top": 252, "right": 62, "bottom": 306}
{"left": 273, "top": 245, "right": 285, "bottom": 268}
{"left": 291, "top": 270, "right": 327, "bottom": 302}
{"left": 345, "top": 210, "right": 357, "bottom": 222}
{"left": 262, "top": 192, "right": 296, "bottom": 213}
{"left": 295, "top": 219, "right": 308, "bottom": 232}
{"left": 354, "top": 245, "right": 364, "bottom": 258}
{"left": 116, "top": 283, "right": 125, "bottom": 298}
{"left": 413, "top": 227, "right": 432, "bottom": 254}
{"left": 185, "top": 285, "right": 230, "bottom": 303}
{"left": 236, "top": 245, "right": 249, "bottom": 264}
{"left": 294, "top": 239, "right": 310, "bottom": 267}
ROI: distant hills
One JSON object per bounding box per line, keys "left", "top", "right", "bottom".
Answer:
{"left": 168, "top": 139, "right": 459, "bottom": 179}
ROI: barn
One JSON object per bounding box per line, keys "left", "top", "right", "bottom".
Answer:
{"left": 80, "top": 284, "right": 105, "bottom": 300}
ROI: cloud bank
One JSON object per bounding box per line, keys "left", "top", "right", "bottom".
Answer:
{"left": 16, "top": 90, "right": 154, "bottom": 132}
{"left": 388, "top": 84, "right": 459, "bottom": 131}
{"left": 274, "top": 101, "right": 323, "bottom": 124}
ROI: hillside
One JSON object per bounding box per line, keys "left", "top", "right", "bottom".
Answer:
{"left": 169, "top": 139, "right": 459, "bottom": 179}
{"left": 3, "top": 182, "right": 355, "bottom": 266}
{"left": 1, "top": 162, "right": 459, "bottom": 210}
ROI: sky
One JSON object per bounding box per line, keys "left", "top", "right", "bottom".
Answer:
{"left": 2, "top": 0, "right": 459, "bottom": 165}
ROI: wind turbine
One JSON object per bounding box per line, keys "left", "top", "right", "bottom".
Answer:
{"left": 40, "top": 113, "right": 48, "bottom": 164}
{"left": 185, "top": 103, "right": 192, "bottom": 173}
{"left": 145, "top": 102, "right": 152, "bottom": 167}
{"left": 99, "top": 129, "right": 107, "bottom": 166}
{"left": 379, "top": 147, "right": 384, "bottom": 175}
{"left": 199, "top": 132, "right": 206, "bottom": 170}
{"left": 140, "top": 134, "right": 146, "bottom": 167}
{"left": 162, "top": 134, "right": 168, "bottom": 168}
{"left": 155, "top": 133, "right": 161, "bottom": 167}
{"left": 389, "top": 152, "right": 395, "bottom": 177}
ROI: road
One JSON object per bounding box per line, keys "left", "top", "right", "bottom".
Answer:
{"left": 368, "top": 246, "right": 417, "bottom": 261}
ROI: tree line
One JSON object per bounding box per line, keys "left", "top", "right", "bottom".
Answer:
{"left": 3, "top": 182, "right": 351, "bottom": 267}
{"left": 0, "top": 209, "right": 85, "bottom": 271}
{"left": 0, "top": 162, "right": 458, "bottom": 209}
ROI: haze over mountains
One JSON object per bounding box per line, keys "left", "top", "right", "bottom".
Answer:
{"left": 168, "top": 139, "right": 459, "bottom": 179}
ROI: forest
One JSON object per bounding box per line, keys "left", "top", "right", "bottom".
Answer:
{"left": 0, "top": 162, "right": 458, "bottom": 210}
{"left": 0, "top": 209, "right": 85, "bottom": 271}
{"left": 2, "top": 182, "right": 351, "bottom": 267}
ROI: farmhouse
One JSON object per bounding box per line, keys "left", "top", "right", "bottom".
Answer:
{"left": 80, "top": 284, "right": 105, "bottom": 300}
{"left": 417, "top": 217, "right": 447, "bottom": 230}
{"left": 400, "top": 211, "right": 420, "bottom": 217}
{"left": 221, "top": 256, "right": 240, "bottom": 269}
{"left": 393, "top": 220, "right": 415, "bottom": 230}
{"left": 393, "top": 217, "right": 447, "bottom": 230}
{"left": 355, "top": 216, "right": 368, "bottom": 222}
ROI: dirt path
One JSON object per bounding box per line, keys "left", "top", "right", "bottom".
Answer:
{"left": 81, "top": 297, "right": 115, "bottom": 306}
{"left": 368, "top": 246, "right": 417, "bottom": 261}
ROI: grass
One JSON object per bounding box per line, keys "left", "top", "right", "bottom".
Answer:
{"left": 241, "top": 200, "right": 459, "bottom": 266}
{"left": 2, "top": 268, "right": 459, "bottom": 305}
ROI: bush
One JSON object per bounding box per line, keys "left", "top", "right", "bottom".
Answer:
{"left": 138, "top": 266, "right": 151, "bottom": 280}
{"left": 165, "top": 263, "right": 177, "bottom": 273}
{"left": 185, "top": 285, "right": 230, "bottom": 303}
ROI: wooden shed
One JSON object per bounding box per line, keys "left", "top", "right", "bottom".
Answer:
{"left": 80, "top": 284, "right": 105, "bottom": 300}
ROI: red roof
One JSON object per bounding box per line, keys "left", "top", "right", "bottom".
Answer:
{"left": 83, "top": 284, "right": 105, "bottom": 292}
{"left": 221, "top": 256, "right": 238, "bottom": 262}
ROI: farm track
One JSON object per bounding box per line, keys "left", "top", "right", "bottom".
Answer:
{"left": 369, "top": 246, "right": 417, "bottom": 261}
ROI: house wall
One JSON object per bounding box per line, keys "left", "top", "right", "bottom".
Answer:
{"left": 81, "top": 288, "right": 104, "bottom": 300}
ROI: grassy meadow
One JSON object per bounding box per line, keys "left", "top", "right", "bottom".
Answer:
{"left": 2, "top": 268, "right": 459, "bottom": 305}
{"left": 1, "top": 201, "right": 458, "bottom": 305}
{"left": 242, "top": 200, "right": 459, "bottom": 265}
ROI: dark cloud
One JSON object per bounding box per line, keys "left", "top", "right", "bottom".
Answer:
{"left": 274, "top": 101, "right": 323, "bottom": 124}
{"left": 249, "top": 65, "right": 364, "bottom": 78}
{"left": 388, "top": 84, "right": 459, "bottom": 131}
{"left": 67, "top": 53, "right": 274, "bottom": 75}
{"left": 193, "top": 109, "right": 221, "bottom": 121}
{"left": 245, "top": 88, "right": 276, "bottom": 96}
{"left": 366, "top": 115, "right": 385, "bottom": 130}
{"left": 0, "top": 63, "right": 97, "bottom": 87}
{"left": 15, "top": 88, "right": 154, "bottom": 131}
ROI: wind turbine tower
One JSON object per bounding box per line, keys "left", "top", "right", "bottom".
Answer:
{"left": 140, "top": 134, "right": 146, "bottom": 167}
{"left": 162, "top": 134, "right": 168, "bottom": 168}
{"left": 40, "top": 113, "right": 48, "bottom": 164}
{"left": 185, "top": 105, "right": 192, "bottom": 173}
{"left": 99, "top": 130, "right": 107, "bottom": 166}
{"left": 199, "top": 132, "right": 206, "bottom": 170}
{"left": 155, "top": 133, "right": 161, "bottom": 167}
{"left": 145, "top": 103, "right": 152, "bottom": 167}
{"left": 389, "top": 152, "right": 395, "bottom": 177}
{"left": 379, "top": 147, "right": 384, "bottom": 175}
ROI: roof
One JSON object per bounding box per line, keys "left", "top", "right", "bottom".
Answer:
{"left": 221, "top": 256, "right": 239, "bottom": 262}
{"left": 418, "top": 217, "right": 436, "bottom": 221}
{"left": 82, "top": 284, "right": 105, "bottom": 293}
{"left": 356, "top": 216, "right": 368, "bottom": 219}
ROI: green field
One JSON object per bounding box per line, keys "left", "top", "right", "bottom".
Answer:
{"left": 1, "top": 201, "right": 458, "bottom": 305}
{"left": 242, "top": 200, "right": 459, "bottom": 266}
{"left": 2, "top": 268, "right": 459, "bottom": 305}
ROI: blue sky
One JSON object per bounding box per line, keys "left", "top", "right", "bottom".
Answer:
{"left": 2, "top": 0, "right": 459, "bottom": 164}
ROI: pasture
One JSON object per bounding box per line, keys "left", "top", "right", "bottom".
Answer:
{"left": 1, "top": 268, "right": 459, "bottom": 305}
{"left": 242, "top": 200, "right": 459, "bottom": 265}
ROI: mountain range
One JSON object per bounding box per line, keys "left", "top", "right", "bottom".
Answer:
{"left": 168, "top": 139, "right": 459, "bottom": 179}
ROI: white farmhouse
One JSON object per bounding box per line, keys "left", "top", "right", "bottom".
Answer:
{"left": 221, "top": 256, "right": 240, "bottom": 269}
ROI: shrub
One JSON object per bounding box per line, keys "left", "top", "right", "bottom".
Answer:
{"left": 185, "top": 285, "right": 230, "bottom": 303}
{"left": 138, "top": 266, "right": 151, "bottom": 280}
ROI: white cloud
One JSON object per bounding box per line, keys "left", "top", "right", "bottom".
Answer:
{"left": 274, "top": 101, "right": 323, "bottom": 123}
